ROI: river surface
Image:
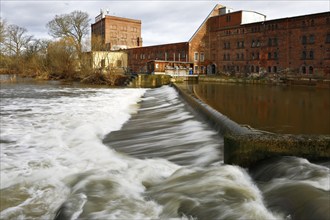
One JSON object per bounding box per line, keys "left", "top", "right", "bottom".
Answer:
{"left": 0, "top": 81, "right": 329, "bottom": 219}
{"left": 189, "top": 82, "right": 330, "bottom": 135}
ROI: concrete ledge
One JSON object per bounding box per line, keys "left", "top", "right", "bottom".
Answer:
{"left": 130, "top": 74, "right": 171, "bottom": 88}
{"left": 224, "top": 134, "right": 330, "bottom": 167}
{"left": 173, "top": 83, "right": 330, "bottom": 168}
{"left": 172, "top": 83, "right": 255, "bottom": 136}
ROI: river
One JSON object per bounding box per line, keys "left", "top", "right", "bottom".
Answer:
{"left": 189, "top": 81, "right": 330, "bottom": 135}
{"left": 0, "top": 80, "right": 329, "bottom": 219}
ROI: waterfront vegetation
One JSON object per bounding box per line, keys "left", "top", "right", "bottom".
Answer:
{"left": 0, "top": 11, "right": 128, "bottom": 86}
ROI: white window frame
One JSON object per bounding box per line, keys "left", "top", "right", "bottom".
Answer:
{"left": 194, "top": 52, "right": 199, "bottom": 61}
{"left": 200, "top": 52, "right": 205, "bottom": 62}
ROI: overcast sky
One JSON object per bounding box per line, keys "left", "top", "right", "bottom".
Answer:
{"left": 1, "top": 0, "right": 329, "bottom": 46}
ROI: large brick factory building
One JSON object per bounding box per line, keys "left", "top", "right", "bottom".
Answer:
{"left": 91, "top": 4, "right": 330, "bottom": 76}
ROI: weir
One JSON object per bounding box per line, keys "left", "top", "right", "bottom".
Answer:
{"left": 172, "top": 83, "right": 330, "bottom": 168}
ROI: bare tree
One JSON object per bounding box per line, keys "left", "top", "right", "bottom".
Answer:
{"left": 47, "top": 37, "right": 78, "bottom": 79}
{"left": 46, "top": 11, "right": 90, "bottom": 57}
{"left": 5, "top": 24, "right": 33, "bottom": 57}
{"left": 0, "top": 18, "right": 6, "bottom": 45}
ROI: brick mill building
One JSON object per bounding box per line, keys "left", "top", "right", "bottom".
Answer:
{"left": 91, "top": 9, "right": 142, "bottom": 51}
{"left": 91, "top": 5, "right": 330, "bottom": 76}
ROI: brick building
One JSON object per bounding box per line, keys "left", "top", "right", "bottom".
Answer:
{"left": 91, "top": 5, "right": 330, "bottom": 76}
{"left": 91, "top": 10, "right": 142, "bottom": 51}
{"left": 208, "top": 9, "right": 330, "bottom": 76}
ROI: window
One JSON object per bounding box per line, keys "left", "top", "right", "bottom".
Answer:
{"left": 302, "top": 66, "right": 306, "bottom": 74}
{"left": 302, "top": 35, "right": 307, "bottom": 44}
{"left": 273, "top": 66, "right": 277, "bottom": 73}
{"left": 309, "top": 35, "right": 315, "bottom": 44}
{"left": 116, "top": 60, "right": 122, "bottom": 67}
{"left": 268, "top": 38, "right": 272, "bottom": 46}
{"left": 309, "top": 66, "right": 314, "bottom": 74}
{"left": 268, "top": 66, "right": 271, "bottom": 73}
{"left": 236, "top": 41, "right": 244, "bottom": 48}
{"left": 256, "top": 66, "right": 259, "bottom": 72}
{"left": 241, "top": 53, "right": 244, "bottom": 60}
{"left": 251, "top": 65, "right": 255, "bottom": 72}
{"left": 181, "top": 51, "right": 186, "bottom": 58}
{"left": 302, "top": 51, "right": 307, "bottom": 59}
{"left": 201, "top": 66, "right": 205, "bottom": 73}
{"left": 200, "top": 52, "right": 205, "bottom": 62}
{"left": 194, "top": 65, "right": 199, "bottom": 73}
{"left": 252, "top": 40, "right": 255, "bottom": 47}
{"left": 326, "top": 34, "right": 330, "bottom": 43}
{"left": 226, "top": 15, "right": 231, "bottom": 22}
{"left": 274, "top": 52, "right": 278, "bottom": 59}
{"left": 194, "top": 52, "right": 199, "bottom": 61}
{"left": 101, "top": 59, "right": 105, "bottom": 68}
{"left": 252, "top": 52, "right": 255, "bottom": 60}
{"left": 256, "top": 40, "right": 260, "bottom": 47}
{"left": 268, "top": 52, "right": 271, "bottom": 59}
{"left": 273, "top": 38, "right": 278, "bottom": 46}
{"left": 309, "top": 50, "right": 314, "bottom": 59}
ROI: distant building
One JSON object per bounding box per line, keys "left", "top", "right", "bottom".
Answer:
{"left": 91, "top": 5, "right": 330, "bottom": 76}
{"left": 91, "top": 9, "right": 142, "bottom": 51}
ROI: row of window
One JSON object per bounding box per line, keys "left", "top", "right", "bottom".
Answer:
{"left": 134, "top": 51, "right": 187, "bottom": 60}
{"left": 223, "top": 38, "right": 278, "bottom": 49}
{"left": 301, "top": 50, "right": 314, "bottom": 60}
{"left": 194, "top": 52, "right": 205, "bottom": 62}
{"left": 222, "top": 52, "right": 278, "bottom": 60}
{"left": 109, "top": 25, "right": 138, "bottom": 32}
{"left": 301, "top": 35, "right": 315, "bottom": 44}
{"left": 194, "top": 65, "right": 205, "bottom": 74}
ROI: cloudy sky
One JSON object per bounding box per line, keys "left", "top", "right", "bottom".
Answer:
{"left": 1, "top": 0, "right": 329, "bottom": 46}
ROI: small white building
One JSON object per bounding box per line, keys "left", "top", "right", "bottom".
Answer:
{"left": 90, "top": 51, "right": 128, "bottom": 74}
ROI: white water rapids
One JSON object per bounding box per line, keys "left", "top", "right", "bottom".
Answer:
{"left": 0, "top": 82, "right": 329, "bottom": 219}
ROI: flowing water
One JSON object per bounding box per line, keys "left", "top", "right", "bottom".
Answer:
{"left": 0, "top": 81, "right": 329, "bottom": 220}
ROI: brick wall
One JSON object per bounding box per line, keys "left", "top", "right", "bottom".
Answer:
{"left": 126, "top": 42, "right": 189, "bottom": 73}
{"left": 92, "top": 15, "right": 142, "bottom": 50}
{"left": 208, "top": 11, "right": 330, "bottom": 76}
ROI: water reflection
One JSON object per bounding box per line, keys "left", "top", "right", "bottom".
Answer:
{"left": 190, "top": 82, "right": 330, "bottom": 135}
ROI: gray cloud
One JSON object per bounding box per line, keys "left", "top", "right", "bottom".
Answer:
{"left": 1, "top": 1, "right": 329, "bottom": 46}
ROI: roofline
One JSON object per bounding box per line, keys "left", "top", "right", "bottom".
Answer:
{"left": 240, "top": 10, "right": 266, "bottom": 18}
{"left": 210, "top": 11, "right": 329, "bottom": 29}
{"left": 125, "top": 42, "right": 189, "bottom": 50}
{"left": 188, "top": 4, "right": 221, "bottom": 42}
{"left": 92, "top": 14, "right": 141, "bottom": 25}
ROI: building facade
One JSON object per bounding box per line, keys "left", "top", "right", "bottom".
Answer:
{"left": 91, "top": 10, "right": 142, "bottom": 51}
{"left": 208, "top": 10, "right": 330, "bottom": 76}
{"left": 91, "top": 5, "right": 330, "bottom": 76}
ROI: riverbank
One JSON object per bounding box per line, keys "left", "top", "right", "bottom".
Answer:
{"left": 0, "top": 71, "right": 130, "bottom": 86}
{"left": 198, "top": 75, "right": 330, "bottom": 88}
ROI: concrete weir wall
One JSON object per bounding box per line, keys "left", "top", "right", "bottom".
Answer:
{"left": 130, "top": 74, "right": 172, "bottom": 88}
{"left": 172, "top": 83, "right": 330, "bottom": 168}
